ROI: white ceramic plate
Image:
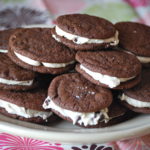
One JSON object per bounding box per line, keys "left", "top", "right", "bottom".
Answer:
{"left": 0, "top": 114, "right": 150, "bottom": 144}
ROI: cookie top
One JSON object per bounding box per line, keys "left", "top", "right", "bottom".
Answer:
{"left": 48, "top": 73, "right": 112, "bottom": 112}
{"left": 115, "top": 22, "right": 150, "bottom": 56}
{"left": 56, "top": 14, "right": 116, "bottom": 39}
{"left": 9, "top": 28, "right": 75, "bottom": 63}
{"left": 124, "top": 69, "right": 150, "bottom": 102}
{"left": 0, "top": 89, "right": 47, "bottom": 111}
{"left": 76, "top": 50, "right": 141, "bottom": 78}
{"left": 0, "top": 29, "right": 16, "bottom": 50}
{"left": 0, "top": 53, "right": 35, "bottom": 81}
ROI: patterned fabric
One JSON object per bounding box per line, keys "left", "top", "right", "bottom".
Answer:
{"left": 0, "top": 133, "right": 64, "bottom": 150}
{"left": 125, "top": 0, "right": 150, "bottom": 25}
{"left": 0, "top": 133, "right": 115, "bottom": 150}
{"left": 117, "top": 137, "right": 150, "bottom": 150}
{"left": 0, "top": 0, "right": 150, "bottom": 150}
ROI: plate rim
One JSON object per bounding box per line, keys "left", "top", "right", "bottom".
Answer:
{"left": 0, "top": 114, "right": 150, "bottom": 144}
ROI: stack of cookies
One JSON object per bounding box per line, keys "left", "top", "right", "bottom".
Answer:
{"left": 0, "top": 14, "right": 149, "bottom": 128}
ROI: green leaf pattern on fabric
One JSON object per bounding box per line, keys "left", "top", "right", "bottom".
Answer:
{"left": 1, "top": 0, "right": 25, "bottom": 3}
{"left": 83, "top": 2, "right": 138, "bottom": 23}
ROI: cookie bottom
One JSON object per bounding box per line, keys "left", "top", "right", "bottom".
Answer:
{"left": 8, "top": 49, "right": 75, "bottom": 74}
{"left": 0, "top": 79, "right": 38, "bottom": 91}
{"left": 50, "top": 103, "right": 136, "bottom": 128}
{"left": 122, "top": 102, "right": 150, "bottom": 114}
{"left": 76, "top": 64, "right": 141, "bottom": 90}
{"left": 142, "top": 62, "right": 150, "bottom": 68}
{"left": 0, "top": 107, "right": 56, "bottom": 124}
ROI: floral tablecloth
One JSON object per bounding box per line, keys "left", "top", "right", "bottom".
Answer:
{"left": 0, "top": 0, "right": 150, "bottom": 149}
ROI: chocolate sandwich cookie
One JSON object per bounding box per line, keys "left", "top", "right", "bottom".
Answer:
{"left": 8, "top": 28, "right": 75, "bottom": 74}
{"left": 43, "top": 73, "right": 128, "bottom": 128}
{"left": 76, "top": 50, "right": 141, "bottom": 89}
{"left": 51, "top": 14, "right": 119, "bottom": 50}
{"left": 119, "top": 69, "right": 150, "bottom": 113}
{"left": 0, "top": 89, "right": 53, "bottom": 123}
{"left": 0, "top": 53, "right": 38, "bottom": 91}
{"left": 0, "top": 29, "right": 38, "bottom": 91}
{"left": 0, "top": 29, "right": 16, "bottom": 53}
{"left": 115, "top": 22, "right": 150, "bottom": 67}
{"left": 95, "top": 102, "right": 135, "bottom": 128}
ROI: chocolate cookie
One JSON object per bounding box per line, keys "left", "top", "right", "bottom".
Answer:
{"left": 0, "top": 29, "right": 16, "bottom": 53}
{"left": 0, "top": 53, "right": 38, "bottom": 91}
{"left": 51, "top": 14, "right": 119, "bottom": 50}
{"left": 43, "top": 73, "right": 127, "bottom": 128}
{"left": 115, "top": 22, "right": 150, "bottom": 67}
{"left": 8, "top": 28, "right": 76, "bottom": 74}
{"left": 76, "top": 50, "right": 141, "bottom": 89}
{"left": 119, "top": 69, "right": 150, "bottom": 113}
{"left": 0, "top": 89, "right": 53, "bottom": 123}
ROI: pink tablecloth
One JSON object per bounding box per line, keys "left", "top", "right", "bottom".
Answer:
{"left": 0, "top": 133, "right": 150, "bottom": 150}
{"left": 0, "top": 0, "right": 150, "bottom": 149}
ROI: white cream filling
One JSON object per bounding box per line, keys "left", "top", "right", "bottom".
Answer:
{"left": 0, "top": 99, "right": 52, "bottom": 120}
{"left": 55, "top": 26, "right": 119, "bottom": 45}
{"left": 0, "top": 77, "right": 33, "bottom": 86}
{"left": 52, "top": 34, "right": 61, "bottom": 42}
{"left": 14, "top": 52, "right": 40, "bottom": 66}
{"left": 42, "top": 61, "right": 75, "bottom": 68}
{"left": 120, "top": 93, "right": 150, "bottom": 108}
{"left": 123, "top": 50, "right": 150, "bottom": 64}
{"left": 0, "top": 49, "right": 8, "bottom": 53}
{"left": 137, "top": 56, "right": 150, "bottom": 64}
{"left": 80, "top": 65, "right": 135, "bottom": 88}
{"left": 14, "top": 51, "right": 75, "bottom": 68}
{"left": 43, "top": 97, "right": 110, "bottom": 126}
